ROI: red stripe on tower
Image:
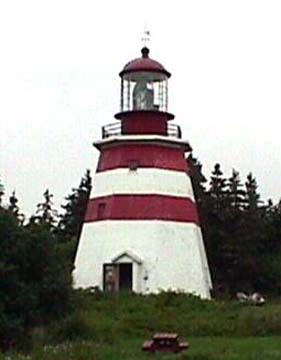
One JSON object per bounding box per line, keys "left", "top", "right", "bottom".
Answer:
{"left": 84, "top": 195, "right": 200, "bottom": 225}
{"left": 97, "top": 144, "right": 190, "bottom": 173}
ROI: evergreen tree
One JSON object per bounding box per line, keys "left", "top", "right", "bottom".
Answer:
{"left": 266, "top": 198, "right": 274, "bottom": 214}
{"left": 187, "top": 154, "right": 207, "bottom": 206}
{"left": 209, "top": 163, "right": 228, "bottom": 218}
{"left": 8, "top": 191, "right": 19, "bottom": 214}
{"left": 222, "top": 172, "right": 264, "bottom": 293}
{"left": 58, "top": 170, "right": 92, "bottom": 241}
{"left": 258, "top": 200, "right": 281, "bottom": 294}
{"left": 263, "top": 200, "right": 281, "bottom": 253}
{"left": 202, "top": 164, "right": 228, "bottom": 294}
{"left": 227, "top": 169, "right": 245, "bottom": 211}
{"left": 0, "top": 206, "right": 73, "bottom": 350}
{"left": 243, "top": 173, "right": 264, "bottom": 281}
{"left": 30, "top": 189, "right": 58, "bottom": 228}
{"left": 208, "top": 166, "right": 245, "bottom": 294}
{"left": 0, "top": 207, "right": 26, "bottom": 350}
{"left": 244, "top": 173, "right": 261, "bottom": 211}
{"left": 187, "top": 155, "right": 216, "bottom": 286}
{"left": 20, "top": 224, "right": 73, "bottom": 320}
{"left": 0, "top": 177, "right": 4, "bottom": 207}
{"left": 8, "top": 191, "right": 24, "bottom": 224}
{"left": 223, "top": 169, "right": 244, "bottom": 288}
{"left": 57, "top": 170, "right": 92, "bottom": 263}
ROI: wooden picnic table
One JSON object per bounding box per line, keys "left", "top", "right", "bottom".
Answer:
{"left": 142, "top": 332, "right": 189, "bottom": 353}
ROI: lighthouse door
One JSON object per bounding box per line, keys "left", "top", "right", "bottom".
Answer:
{"left": 118, "top": 263, "right": 133, "bottom": 291}
{"left": 103, "top": 263, "right": 133, "bottom": 292}
{"left": 103, "top": 264, "right": 118, "bottom": 292}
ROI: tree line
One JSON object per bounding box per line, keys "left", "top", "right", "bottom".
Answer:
{"left": 188, "top": 155, "right": 281, "bottom": 297}
{"left": 0, "top": 171, "right": 91, "bottom": 351}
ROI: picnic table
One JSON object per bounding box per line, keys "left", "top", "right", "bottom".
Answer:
{"left": 142, "top": 332, "right": 189, "bottom": 353}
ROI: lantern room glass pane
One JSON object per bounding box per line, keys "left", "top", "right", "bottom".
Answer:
{"left": 120, "top": 72, "right": 168, "bottom": 112}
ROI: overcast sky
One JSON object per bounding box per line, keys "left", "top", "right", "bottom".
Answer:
{"left": 1, "top": 0, "right": 281, "bottom": 217}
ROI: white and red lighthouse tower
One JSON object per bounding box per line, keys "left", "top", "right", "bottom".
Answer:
{"left": 73, "top": 47, "right": 212, "bottom": 298}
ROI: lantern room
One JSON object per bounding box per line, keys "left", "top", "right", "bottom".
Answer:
{"left": 119, "top": 47, "right": 170, "bottom": 113}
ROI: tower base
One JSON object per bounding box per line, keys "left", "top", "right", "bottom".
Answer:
{"left": 73, "top": 220, "right": 212, "bottom": 299}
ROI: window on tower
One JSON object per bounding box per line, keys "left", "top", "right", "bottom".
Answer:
{"left": 128, "top": 159, "right": 139, "bottom": 171}
{"left": 97, "top": 203, "right": 106, "bottom": 219}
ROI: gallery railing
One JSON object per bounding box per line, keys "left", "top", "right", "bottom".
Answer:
{"left": 102, "top": 122, "right": 182, "bottom": 139}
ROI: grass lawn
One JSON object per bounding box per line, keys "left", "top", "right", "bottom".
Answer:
{"left": 4, "top": 336, "right": 281, "bottom": 359}
{"left": 2, "top": 291, "right": 281, "bottom": 359}
{"left": 88, "top": 336, "right": 281, "bottom": 360}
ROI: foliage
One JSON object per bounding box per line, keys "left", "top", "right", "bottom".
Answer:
{"left": 188, "top": 159, "right": 281, "bottom": 296}
{"left": 30, "top": 189, "right": 58, "bottom": 228}
{"left": 57, "top": 170, "right": 92, "bottom": 262}
{"left": 0, "top": 172, "right": 92, "bottom": 351}
{"left": 45, "top": 291, "right": 281, "bottom": 341}
{"left": 8, "top": 191, "right": 25, "bottom": 225}
{"left": 3, "top": 292, "right": 281, "bottom": 359}
{"left": 0, "top": 208, "right": 72, "bottom": 351}
{"left": 0, "top": 177, "right": 4, "bottom": 207}
{"left": 58, "top": 170, "right": 92, "bottom": 239}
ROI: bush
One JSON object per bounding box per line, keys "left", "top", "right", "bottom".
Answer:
{"left": 0, "top": 210, "right": 73, "bottom": 351}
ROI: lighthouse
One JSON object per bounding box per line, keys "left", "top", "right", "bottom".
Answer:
{"left": 73, "top": 47, "right": 212, "bottom": 299}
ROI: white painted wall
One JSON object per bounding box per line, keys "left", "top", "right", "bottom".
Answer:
{"left": 92, "top": 168, "right": 194, "bottom": 200}
{"left": 73, "top": 220, "right": 212, "bottom": 299}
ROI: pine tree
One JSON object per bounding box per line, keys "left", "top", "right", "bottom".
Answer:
{"left": 263, "top": 200, "right": 281, "bottom": 253}
{"left": 227, "top": 169, "right": 245, "bottom": 211}
{"left": 244, "top": 173, "right": 261, "bottom": 211}
{"left": 0, "top": 177, "right": 4, "bottom": 207}
{"left": 209, "top": 163, "right": 227, "bottom": 218}
{"left": 8, "top": 191, "right": 19, "bottom": 214}
{"left": 243, "top": 173, "right": 263, "bottom": 258}
{"left": 204, "top": 164, "right": 229, "bottom": 293}
{"left": 208, "top": 166, "right": 248, "bottom": 294}
{"left": 187, "top": 154, "right": 217, "bottom": 286}
{"left": 30, "top": 189, "right": 58, "bottom": 228}
{"left": 266, "top": 198, "right": 274, "bottom": 213}
{"left": 187, "top": 154, "right": 207, "bottom": 205}
{"left": 256, "top": 199, "right": 281, "bottom": 294}
{"left": 230, "top": 173, "right": 265, "bottom": 292}
{"left": 57, "top": 170, "right": 92, "bottom": 263}
{"left": 0, "top": 205, "right": 73, "bottom": 350}
{"left": 8, "top": 191, "right": 24, "bottom": 224}
{"left": 58, "top": 170, "right": 92, "bottom": 241}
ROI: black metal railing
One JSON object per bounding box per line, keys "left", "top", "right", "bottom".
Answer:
{"left": 168, "top": 123, "right": 182, "bottom": 139}
{"left": 102, "top": 122, "right": 182, "bottom": 139}
{"left": 102, "top": 122, "right": 121, "bottom": 138}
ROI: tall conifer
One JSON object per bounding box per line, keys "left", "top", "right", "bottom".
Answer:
{"left": 58, "top": 170, "right": 92, "bottom": 241}
{"left": 0, "top": 177, "right": 4, "bottom": 207}
{"left": 30, "top": 189, "right": 58, "bottom": 228}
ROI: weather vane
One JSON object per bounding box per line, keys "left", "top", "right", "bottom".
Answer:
{"left": 141, "top": 28, "right": 151, "bottom": 47}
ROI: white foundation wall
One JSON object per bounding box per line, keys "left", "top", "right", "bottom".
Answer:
{"left": 73, "top": 220, "right": 212, "bottom": 299}
{"left": 93, "top": 168, "right": 194, "bottom": 200}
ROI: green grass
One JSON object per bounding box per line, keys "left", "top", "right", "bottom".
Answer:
{"left": 3, "top": 337, "right": 281, "bottom": 360}
{"left": 2, "top": 291, "right": 281, "bottom": 359}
